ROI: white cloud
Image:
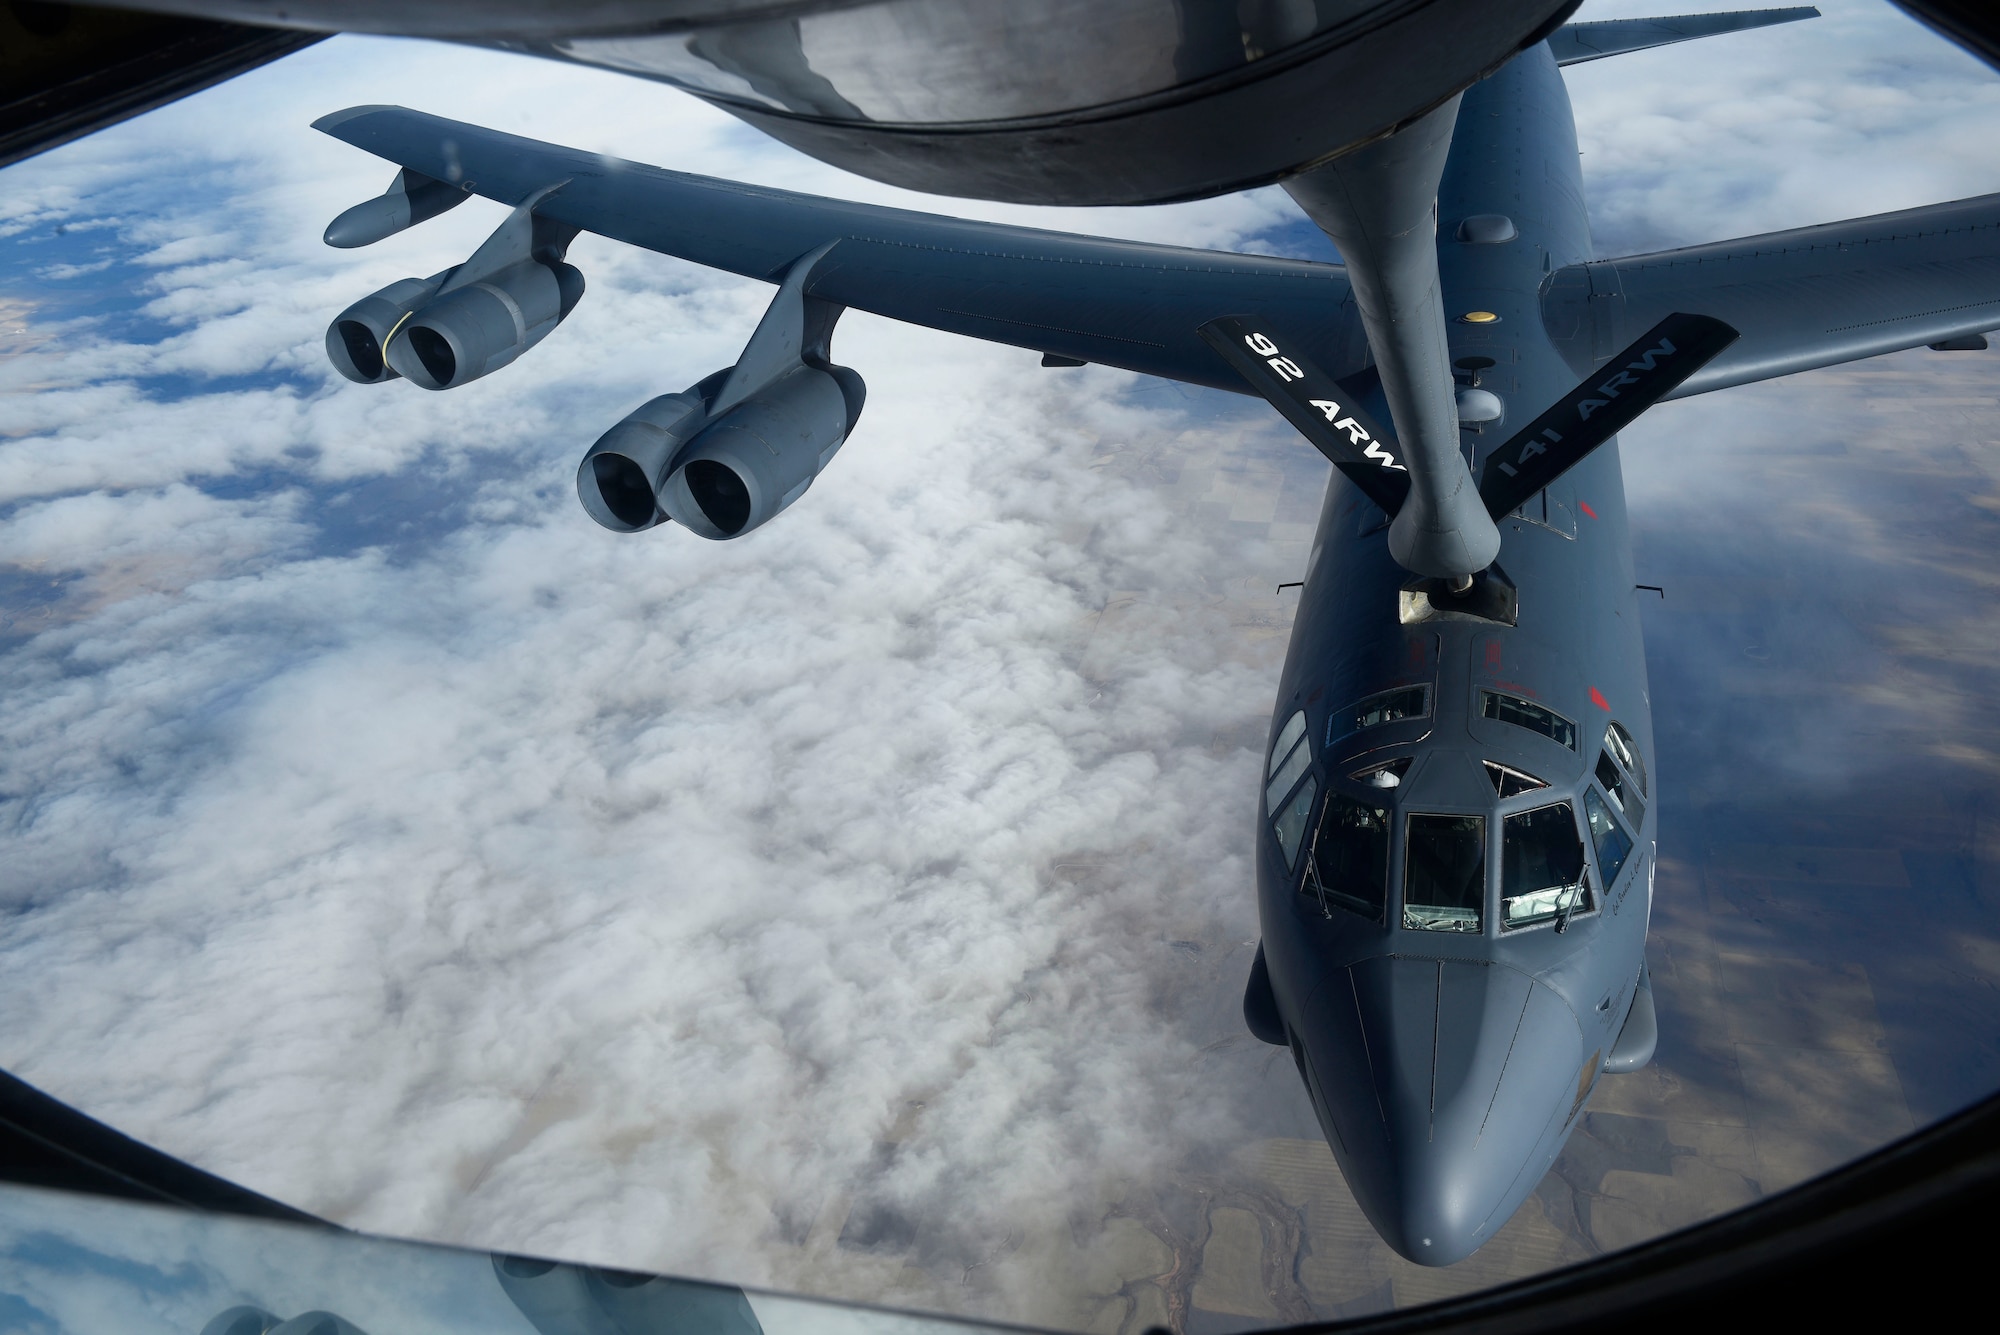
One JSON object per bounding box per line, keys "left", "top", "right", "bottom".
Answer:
{"left": 4, "top": 6, "right": 2000, "bottom": 1331}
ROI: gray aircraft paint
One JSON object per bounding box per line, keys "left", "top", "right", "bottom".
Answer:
{"left": 1254, "top": 44, "right": 1653, "bottom": 1266}
{"left": 313, "top": 13, "right": 2000, "bottom": 1268}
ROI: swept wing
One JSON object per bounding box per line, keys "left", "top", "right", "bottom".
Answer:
{"left": 313, "top": 106, "right": 1363, "bottom": 395}
{"left": 1542, "top": 192, "right": 2000, "bottom": 397}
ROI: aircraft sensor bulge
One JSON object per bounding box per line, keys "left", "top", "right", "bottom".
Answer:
{"left": 311, "top": 9, "right": 2000, "bottom": 1267}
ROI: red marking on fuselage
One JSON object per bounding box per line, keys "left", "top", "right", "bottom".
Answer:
{"left": 1483, "top": 641, "right": 1504, "bottom": 674}
{"left": 1590, "top": 686, "right": 1611, "bottom": 711}
{"left": 1579, "top": 501, "right": 1599, "bottom": 520}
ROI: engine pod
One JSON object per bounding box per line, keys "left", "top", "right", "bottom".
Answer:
{"left": 324, "top": 272, "right": 447, "bottom": 384}
{"left": 659, "top": 365, "right": 853, "bottom": 540}
{"left": 386, "top": 260, "right": 584, "bottom": 391}
{"left": 576, "top": 390, "right": 709, "bottom": 533}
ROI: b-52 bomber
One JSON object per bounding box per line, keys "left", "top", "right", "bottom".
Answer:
{"left": 312, "top": 9, "right": 2000, "bottom": 1264}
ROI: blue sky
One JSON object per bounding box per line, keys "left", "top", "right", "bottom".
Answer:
{"left": 3, "top": 3, "right": 2000, "bottom": 1330}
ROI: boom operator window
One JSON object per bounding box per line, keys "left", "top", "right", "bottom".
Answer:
{"left": 1502, "top": 802, "right": 1590, "bottom": 930}
{"left": 1481, "top": 690, "right": 1577, "bottom": 750}
{"left": 1306, "top": 794, "right": 1391, "bottom": 920}
{"left": 1267, "top": 709, "right": 1317, "bottom": 869}
{"left": 1405, "top": 814, "right": 1485, "bottom": 933}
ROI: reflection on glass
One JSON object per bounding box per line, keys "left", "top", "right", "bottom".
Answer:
{"left": 1404, "top": 813, "right": 1485, "bottom": 932}
{"left": 1311, "top": 793, "right": 1390, "bottom": 918}
{"left": 1482, "top": 690, "right": 1577, "bottom": 749}
{"left": 1275, "top": 775, "right": 1318, "bottom": 868}
{"left": 1604, "top": 719, "right": 1647, "bottom": 796}
{"left": 0, "top": 1181, "right": 1022, "bottom": 1335}
{"left": 1584, "top": 787, "right": 1634, "bottom": 887}
{"left": 1352, "top": 684, "right": 1429, "bottom": 733}
{"left": 1502, "top": 802, "right": 1588, "bottom": 929}
{"left": 1269, "top": 709, "right": 1307, "bottom": 775}
{"left": 551, "top": 0, "right": 1361, "bottom": 124}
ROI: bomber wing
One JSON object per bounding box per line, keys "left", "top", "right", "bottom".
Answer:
{"left": 1542, "top": 192, "right": 2000, "bottom": 397}
{"left": 312, "top": 106, "right": 1364, "bottom": 395}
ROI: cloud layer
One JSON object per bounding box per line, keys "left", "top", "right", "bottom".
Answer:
{"left": 4, "top": 3, "right": 2000, "bottom": 1330}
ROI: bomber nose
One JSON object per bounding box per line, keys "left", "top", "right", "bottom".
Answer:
{"left": 1294, "top": 956, "right": 1585, "bottom": 1265}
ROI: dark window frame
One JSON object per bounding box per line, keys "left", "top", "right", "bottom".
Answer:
{"left": 1499, "top": 799, "right": 1593, "bottom": 932}
{"left": 1480, "top": 688, "right": 1579, "bottom": 750}
{"left": 1333, "top": 683, "right": 1432, "bottom": 743}
{"left": 1402, "top": 811, "right": 1488, "bottom": 934}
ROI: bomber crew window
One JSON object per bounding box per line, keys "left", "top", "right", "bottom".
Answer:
{"left": 1480, "top": 687, "right": 1568, "bottom": 751}
{"left": 1267, "top": 712, "right": 1312, "bottom": 814}
{"left": 1274, "top": 777, "right": 1318, "bottom": 870}
{"left": 1485, "top": 760, "right": 1547, "bottom": 798}
{"left": 1351, "top": 756, "right": 1414, "bottom": 789}
{"left": 1310, "top": 794, "right": 1390, "bottom": 919}
{"left": 1584, "top": 787, "right": 1635, "bottom": 887}
{"left": 1604, "top": 721, "right": 1647, "bottom": 797}
{"left": 1595, "top": 750, "right": 1645, "bottom": 829}
{"left": 1350, "top": 685, "right": 1430, "bottom": 734}
{"left": 1502, "top": 802, "right": 1590, "bottom": 929}
{"left": 1404, "top": 814, "right": 1485, "bottom": 933}
{"left": 1269, "top": 710, "right": 1307, "bottom": 777}
{"left": 1481, "top": 690, "right": 1577, "bottom": 749}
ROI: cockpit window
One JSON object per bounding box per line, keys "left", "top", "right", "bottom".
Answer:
{"left": 1595, "top": 750, "right": 1645, "bottom": 829}
{"left": 1484, "top": 760, "right": 1547, "bottom": 798}
{"left": 1583, "top": 787, "right": 1635, "bottom": 887}
{"left": 1351, "top": 756, "right": 1413, "bottom": 789}
{"left": 1274, "top": 776, "right": 1318, "bottom": 870}
{"left": 1404, "top": 813, "right": 1485, "bottom": 933}
{"left": 1350, "top": 685, "right": 1429, "bottom": 734}
{"left": 1481, "top": 690, "right": 1577, "bottom": 750}
{"left": 1308, "top": 793, "right": 1390, "bottom": 919}
{"left": 1269, "top": 710, "right": 1307, "bottom": 777}
{"left": 1502, "top": 802, "right": 1589, "bottom": 930}
{"left": 1267, "top": 737, "right": 1311, "bottom": 814}
{"left": 1604, "top": 720, "right": 1647, "bottom": 797}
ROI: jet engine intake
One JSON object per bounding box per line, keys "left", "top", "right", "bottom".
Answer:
{"left": 574, "top": 372, "right": 727, "bottom": 534}
{"left": 324, "top": 271, "right": 448, "bottom": 384}
{"left": 386, "top": 259, "right": 584, "bottom": 391}
{"left": 659, "top": 364, "right": 863, "bottom": 540}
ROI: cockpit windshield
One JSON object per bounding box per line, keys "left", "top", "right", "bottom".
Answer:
{"left": 1595, "top": 750, "right": 1645, "bottom": 829}
{"left": 1309, "top": 793, "right": 1390, "bottom": 919}
{"left": 1404, "top": 813, "right": 1485, "bottom": 933}
{"left": 1583, "top": 787, "right": 1635, "bottom": 886}
{"left": 1604, "top": 719, "right": 1647, "bottom": 796}
{"left": 1502, "top": 801, "right": 1588, "bottom": 929}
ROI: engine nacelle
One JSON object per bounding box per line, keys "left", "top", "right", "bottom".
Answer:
{"left": 661, "top": 364, "right": 863, "bottom": 539}
{"left": 576, "top": 363, "right": 864, "bottom": 539}
{"left": 385, "top": 259, "right": 585, "bottom": 391}
{"left": 324, "top": 272, "right": 448, "bottom": 385}
{"left": 574, "top": 374, "right": 724, "bottom": 533}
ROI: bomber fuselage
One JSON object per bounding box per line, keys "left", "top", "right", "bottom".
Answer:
{"left": 1254, "top": 44, "right": 1657, "bottom": 1266}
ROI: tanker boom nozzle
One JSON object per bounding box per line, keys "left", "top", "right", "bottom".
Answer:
{"left": 1446, "top": 573, "right": 1475, "bottom": 595}
{"left": 1284, "top": 95, "right": 1500, "bottom": 582}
